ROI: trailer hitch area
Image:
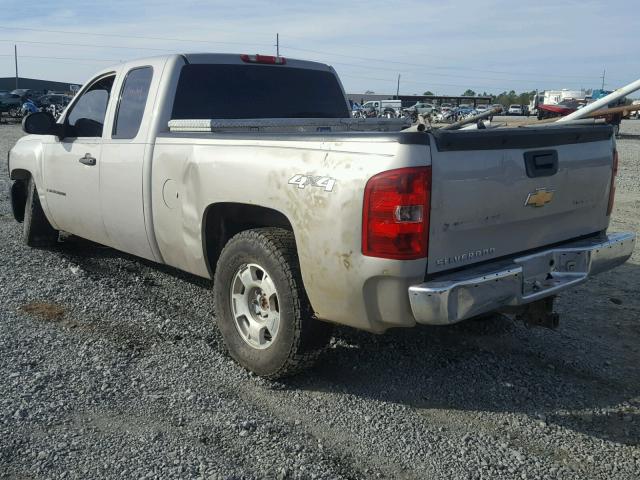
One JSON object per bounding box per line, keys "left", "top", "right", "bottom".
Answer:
{"left": 514, "top": 297, "right": 560, "bottom": 330}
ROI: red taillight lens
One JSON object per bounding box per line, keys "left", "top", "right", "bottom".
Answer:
{"left": 607, "top": 149, "right": 618, "bottom": 216}
{"left": 240, "top": 54, "right": 286, "bottom": 65}
{"left": 362, "top": 167, "right": 431, "bottom": 260}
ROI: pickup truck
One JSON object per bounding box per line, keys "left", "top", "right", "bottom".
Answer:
{"left": 8, "top": 53, "right": 636, "bottom": 378}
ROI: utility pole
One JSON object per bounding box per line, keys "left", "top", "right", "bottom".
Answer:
{"left": 14, "top": 44, "right": 18, "bottom": 90}
{"left": 601, "top": 69, "right": 606, "bottom": 90}
{"left": 276, "top": 33, "right": 279, "bottom": 58}
{"left": 396, "top": 74, "right": 401, "bottom": 98}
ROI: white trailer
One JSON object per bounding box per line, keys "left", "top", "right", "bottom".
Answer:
{"left": 543, "top": 89, "right": 587, "bottom": 105}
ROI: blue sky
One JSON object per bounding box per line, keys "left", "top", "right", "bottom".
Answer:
{"left": 1, "top": 0, "right": 639, "bottom": 95}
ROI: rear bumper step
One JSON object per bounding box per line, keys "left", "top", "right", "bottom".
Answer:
{"left": 408, "top": 232, "right": 635, "bottom": 325}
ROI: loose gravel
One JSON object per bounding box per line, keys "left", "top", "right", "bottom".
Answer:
{"left": 1, "top": 120, "right": 639, "bottom": 479}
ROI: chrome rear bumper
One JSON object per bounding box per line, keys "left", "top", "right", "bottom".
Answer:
{"left": 409, "top": 232, "right": 636, "bottom": 325}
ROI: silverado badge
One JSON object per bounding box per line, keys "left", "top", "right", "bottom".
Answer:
{"left": 525, "top": 188, "right": 554, "bottom": 208}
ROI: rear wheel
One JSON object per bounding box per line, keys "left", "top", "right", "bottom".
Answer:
{"left": 23, "top": 177, "right": 59, "bottom": 247}
{"left": 213, "top": 228, "right": 332, "bottom": 378}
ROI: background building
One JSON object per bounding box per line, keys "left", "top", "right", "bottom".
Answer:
{"left": 0, "top": 77, "right": 80, "bottom": 93}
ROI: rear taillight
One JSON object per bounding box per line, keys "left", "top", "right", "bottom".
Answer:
{"left": 607, "top": 149, "right": 618, "bottom": 216}
{"left": 362, "top": 167, "right": 431, "bottom": 260}
{"left": 240, "top": 54, "right": 286, "bottom": 65}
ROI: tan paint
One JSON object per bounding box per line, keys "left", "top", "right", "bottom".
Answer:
{"left": 9, "top": 54, "right": 430, "bottom": 334}
{"left": 151, "top": 137, "right": 430, "bottom": 332}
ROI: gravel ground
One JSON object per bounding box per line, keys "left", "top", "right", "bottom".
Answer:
{"left": 1, "top": 120, "right": 639, "bottom": 479}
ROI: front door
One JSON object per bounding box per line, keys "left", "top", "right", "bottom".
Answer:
{"left": 43, "top": 74, "right": 116, "bottom": 245}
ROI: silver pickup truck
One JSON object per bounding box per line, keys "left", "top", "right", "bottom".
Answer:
{"left": 8, "top": 53, "right": 635, "bottom": 378}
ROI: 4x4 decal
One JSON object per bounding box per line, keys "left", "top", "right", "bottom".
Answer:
{"left": 288, "top": 174, "right": 336, "bottom": 192}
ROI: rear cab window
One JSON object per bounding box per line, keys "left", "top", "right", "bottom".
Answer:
{"left": 171, "top": 64, "right": 349, "bottom": 119}
{"left": 113, "top": 66, "right": 153, "bottom": 139}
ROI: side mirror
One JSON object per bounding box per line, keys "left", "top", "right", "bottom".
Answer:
{"left": 22, "top": 111, "right": 57, "bottom": 135}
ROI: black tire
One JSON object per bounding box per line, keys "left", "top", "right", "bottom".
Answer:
{"left": 23, "top": 177, "right": 58, "bottom": 247}
{"left": 213, "top": 228, "right": 332, "bottom": 378}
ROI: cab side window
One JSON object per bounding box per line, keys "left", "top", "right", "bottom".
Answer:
{"left": 112, "top": 67, "right": 153, "bottom": 139}
{"left": 66, "top": 75, "right": 115, "bottom": 138}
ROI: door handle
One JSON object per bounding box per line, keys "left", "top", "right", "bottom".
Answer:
{"left": 524, "top": 150, "right": 558, "bottom": 178}
{"left": 79, "top": 153, "right": 96, "bottom": 166}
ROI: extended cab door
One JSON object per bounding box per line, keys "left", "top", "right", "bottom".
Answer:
{"left": 100, "top": 62, "right": 162, "bottom": 261}
{"left": 43, "top": 73, "right": 116, "bottom": 245}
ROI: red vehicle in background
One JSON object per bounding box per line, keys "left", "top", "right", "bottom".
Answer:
{"left": 537, "top": 99, "right": 582, "bottom": 120}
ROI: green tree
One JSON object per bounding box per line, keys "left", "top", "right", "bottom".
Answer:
{"left": 462, "top": 89, "right": 476, "bottom": 97}
{"left": 423, "top": 90, "right": 435, "bottom": 96}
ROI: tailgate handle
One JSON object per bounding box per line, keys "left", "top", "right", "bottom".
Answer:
{"left": 524, "top": 150, "right": 558, "bottom": 177}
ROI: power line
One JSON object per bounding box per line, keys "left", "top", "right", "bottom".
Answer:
{"left": 0, "top": 38, "right": 253, "bottom": 53}
{"left": 283, "top": 44, "right": 621, "bottom": 83}
{"left": 0, "top": 50, "right": 578, "bottom": 91}
{"left": 321, "top": 58, "right": 597, "bottom": 88}
{"left": 0, "top": 38, "right": 163, "bottom": 53}
{"left": 0, "top": 25, "right": 273, "bottom": 46}
{"left": 0, "top": 54, "right": 114, "bottom": 63}
{"left": 1, "top": 27, "right": 633, "bottom": 93}
{"left": 1, "top": 37, "right": 618, "bottom": 88}
{"left": 0, "top": 24, "right": 625, "bottom": 84}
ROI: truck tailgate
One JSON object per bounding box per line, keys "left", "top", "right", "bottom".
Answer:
{"left": 427, "top": 125, "right": 615, "bottom": 274}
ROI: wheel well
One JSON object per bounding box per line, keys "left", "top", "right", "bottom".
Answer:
{"left": 10, "top": 171, "right": 30, "bottom": 222}
{"left": 202, "top": 203, "right": 294, "bottom": 277}
{"left": 10, "top": 168, "right": 30, "bottom": 180}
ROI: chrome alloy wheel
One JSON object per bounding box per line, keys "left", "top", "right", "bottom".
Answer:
{"left": 230, "top": 263, "right": 280, "bottom": 350}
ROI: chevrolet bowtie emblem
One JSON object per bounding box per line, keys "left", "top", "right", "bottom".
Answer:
{"left": 525, "top": 188, "right": 554, "bottom": 207}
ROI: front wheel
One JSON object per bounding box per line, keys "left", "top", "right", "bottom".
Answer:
{"left": 213, "top": 228, "right": 333, "bottom": 378}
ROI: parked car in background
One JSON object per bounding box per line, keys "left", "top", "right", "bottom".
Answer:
{"left": 475, "top": 104, "right": 489, "bottom": 112}
{"left": 0, "top": 92, "right": 22, "bottom": 116}
{"left": 361, "top": 99, "right": 401, "bottom": 115}
{"left": 10, "top": 89, "right": 46, "bottom": 100}
{"left": 508, "top": 104, "right": 523, "bottom": 115}
{"left": 37, "top": 94, "right": 72, "bottom": 119}
{"left": 380, "top": 106, "right": 398, "bottom": 118}
{"left": 491, "top": 104, "right": 505, "bottom": 113}
{"left": 350, "top": 101, "right": 362, "bottom": 117}
{"left": 10, "top": 88, "right": 30, "bottom": 98}
{"left": 456, "top": 106, "right": 476, "bottom": 116}
{"left": 632, "top": 100, "right": 640, "bottom": 119}
{"left": 36, "top": 94, "right": 72, "bottom": 108}
{"left": 435, "top": 106, "right": 477, "bottom": 123}
{"left": 404, "top": 102, "right": 434, "bottom": 115}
